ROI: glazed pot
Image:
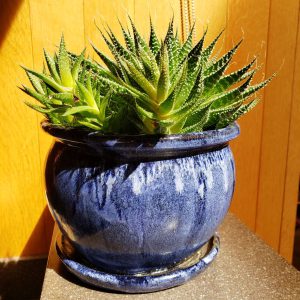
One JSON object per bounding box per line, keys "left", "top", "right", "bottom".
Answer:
{"left": 43, "top": 121, "right": 239, "bottom": 292}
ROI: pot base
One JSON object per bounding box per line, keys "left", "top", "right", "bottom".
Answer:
{"left": 56, "top": 233, "right": 220, "bottom": 293}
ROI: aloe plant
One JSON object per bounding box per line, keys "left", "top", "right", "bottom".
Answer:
{"left": 21, "top": 17, "right": 273, "bottom": 134}
{"left": 21, "top": 36, "right": 112, "bottom": 130}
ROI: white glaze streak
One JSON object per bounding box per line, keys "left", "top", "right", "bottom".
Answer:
{"left": 128, "top": 149, "right": 229, "bottom": 196}
{"left": 174, "top": 164, "right": 184, "bottom": 193}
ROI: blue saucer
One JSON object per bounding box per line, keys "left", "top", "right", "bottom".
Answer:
{"left": 56, "top": 234, "right": 219, "bottom": 293}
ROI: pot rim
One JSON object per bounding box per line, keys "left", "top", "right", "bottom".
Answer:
{"left": 42, "top": 120, "right": 239, "bottom": 142}
{"left": 41, "top": 120, "right": 240, "bottom": 159}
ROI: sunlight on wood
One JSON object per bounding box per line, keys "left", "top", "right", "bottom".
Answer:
{"left": 0, "top": 0, "right": 299, "bottom": 262}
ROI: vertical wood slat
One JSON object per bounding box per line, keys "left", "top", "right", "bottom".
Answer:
{"left": 0, "top": 0, "right": 46, "bottom": 257}
{"left": 83, "top": 0, "right": 134, "bottom": 59}
{"left": 256, "top": 0, "right": 300, "bottom": 251}
{"left": 195, "top": 0, "right": 228, "bottom": 46}
{"left": 29, "top": 0, "right": 86, "bottom": 165}
{"left": 279, "top": 8, "right": 300, "bottom": 261}
{"left": 226, "top": 0, "right": 271, "bottom": 230}
{"left": 133, "top": 0, "right": 227, "bottom": 46}
{"left": 28, "top": 0, "right": 86, "bottom": 251}
{"left": 0, "top": 0, "right": 299, "bottom": 260}
{"left": 133, "top": 0, "right": 181, "bottom": 40}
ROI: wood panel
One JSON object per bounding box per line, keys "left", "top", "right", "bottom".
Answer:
{"left": 256, "top": 0, "right": 300, "bottom": 251}
{"left": 0, "top": 0, "right": 299, "bottom": 261}
{"left": 28, "top": 0, "right": 86, "bottom": 251}
{"left": 279, "top": 10, "right": 300, "bottom": 261}
{"left": 195, "top": 0, "right": 228, "bottom": 46}
{"left": 133, "top": 0, "right": 181, "bottom": 40}
{"left": 29, "top": 0, "right": 85, "bottom": 166}
{"left": 226, "top": 0, "right": 271, "bottom": 230}
{"left": 0, "top": 0, "right": 46, "bottom": 257}
{"left": 133, "top": 0, "right": 227, "bottom": 44}
{"left": 83, "top": 0, "right": 134, "bottom": 59}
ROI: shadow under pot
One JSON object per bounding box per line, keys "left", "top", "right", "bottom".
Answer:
{"left": 43, "top": 120, "right": 240, "bottom": 293}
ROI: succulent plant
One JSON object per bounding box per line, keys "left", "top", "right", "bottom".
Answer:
{"left": 21, "top": 17, "right": 274, "bottom": 134}
{"left": 21, "top": 36, "right": 112, "bottom": 131}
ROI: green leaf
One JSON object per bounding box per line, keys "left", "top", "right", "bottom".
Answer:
{"left": 183, "top": 106, "right": 209, "bottom": 128}
{"left": 91, "top": 43, "right": 119, "bottom": 77}
{"left": 78, "top": 60, "right": 87, "bottom": 84}
{"left": 173, "top": 65, "right": 201, "bottom": 109}
{"left": 25, "top": 71, "right": 45, "bottom": 94}
{"left": 168, "top": 60, "right": 187, "bottom": 97}
{"left": 23, "top": 67, "right": 71, "bottom": 93}
{"left": 71, "top": 49, "right": 85, "bottom": 82}
{"left": 119, "top": 20, "right": 135, "bottom": 52}
{"left": 24, "top": 101, "right": 66, "bottom": 114}
{"left": 149, "top": 18, "right": 160, "bottom": 55}
{"left": 168, "top": 117, "right": 186, "bottom": 133}
{"left": 92, "top": 73, "right": 148, "bottom": 102}
{"left": 86, "top": 73, "right": 93, "bottom": 93}
{"left": 128, "top": 15, "right": 149, "bottom": 55}
{"left": 24, "top": 102, "right": 49, "bottom": 115}
{"left": 241, "top": 74, "right": 275, "bottom": 99}
{"left": 159, "top": 89, "right": 176, "bottom": 115}
{"left": 169, "top": 95, "right": 199, "bottom": 121}
{"left": 204, "top": 39, "right": 242, "bottom": 76}
{"left": 76, "top": 81, "right": 98, "bottom": 109}
{"left": 208, "top": 58, "right": 257, "bottom": 95}
{"left": 51, "top": 93, "right": 74, "bottom": 103}
{"left": 135, "top": 102, "right": 155, "bottom": 120}
{"left": 97, "top": 27, "right": 116, "bottom": 54}
{"left": 216, "top": 98, "right": 260, "bottom": 129}
{"left": 202, "top": 60, "right": 231, "bottom": 95}
{"left": 20, "top": 85, "right": 50, "bottom": 107}
{"left": 187, "top": 29, "right": 207, "bottom": 68}
{"left": 157, "top": 45, "right": 170, "bottom": 103}
{"left": 98, "top": 90, "right": 112, "bottom": 122}
{"left": 126, "top": 61, "right": 156, "bottom": 99}
{"left": 178, "top": 24, "right": 195, "bottom": 64}
{"left": 77, "top": 120, "right": 102, "bottom": 130}
{"left": 210, "top": 73, "right": 254, "bottom": 111}
{"left": 201, "top": 30, "right": 224, "bottom": 64}
{"left": 58, "top": 35, "right": 74, "bottom": 87}
{"left": 181, "top": 106, "right": 211, "bottom": 133}
{"left": 106, "top": 27, "right": 131, "bottom": 60}
{"left": 63, "top": 105, "right": 99, "bottom": 116}
{"left": 185, "top": 66, "right": 204, "bottom": 104}
{"left": 44, "top": 49, "right": 61, "bottom": 83}
{"left": 138, "top": 49, "right": 158, "bottom": 84}
{"left": 98, "top": 30, "right": 132, "bottom": 83}
{"left": 163, "top": 17, "right": 174, "bottom": 47}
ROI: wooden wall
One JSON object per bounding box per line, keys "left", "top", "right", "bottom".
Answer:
{"left": 0, "top": 0, "right": 299, "bottom": 262}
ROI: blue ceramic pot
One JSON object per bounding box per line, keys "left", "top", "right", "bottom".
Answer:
{"left": 43, "top": 121, "right": 239, "bottom": 277}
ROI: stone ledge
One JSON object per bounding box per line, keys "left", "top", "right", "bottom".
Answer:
{"left": 41, "top": 213, "right": 300, "bottom": 299}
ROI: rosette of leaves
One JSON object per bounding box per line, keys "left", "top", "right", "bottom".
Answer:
{"left": 20, "top": 36, "right": 112, "bottom": 131}
{"left": 21, "top": 17, "right": 274, "bottom": 134}
{"left": 90, "top": 17, "right": 274, "bottom": 134}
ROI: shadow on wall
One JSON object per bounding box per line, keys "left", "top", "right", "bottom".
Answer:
{"left": 0, "top": 0, "right": 23, "bottom": 48}
{"left": 0, "top": 207, "right": 54, "bottom": 299}
{"left": 21, "top": 206, "right": 54, "bottom": 257}
{"left": 0, "top": 258, "right": 47, "bottom": 300}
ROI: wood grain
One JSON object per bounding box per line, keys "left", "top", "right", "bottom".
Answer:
{"left": 255, "top": 0, "right": 300, "bottom": 251}
{"left": 28, "top": 0, "right": 86, "bottom": 248}
{"left": 83, "top": 0, "right": 134, "bottom": 60}
{"left": 133, "top": 0, "right": 181, "bottom": 40}
{"left": 279, "top": 8, "right": 300, "bottom": 261}
{"left": 29, "top": 0, "right": 86, "bottom": 165}
{"left": 0, "top": 0, "right": 46, "bottom": 257}
{"left": 226, "top": 0, "right": 271, "bottom": 230}
{"left": 0, "top": 0, "right": 299, "bottom": 261}
{"left": 195, "top": 0, "right": 228, "bottom": 46}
